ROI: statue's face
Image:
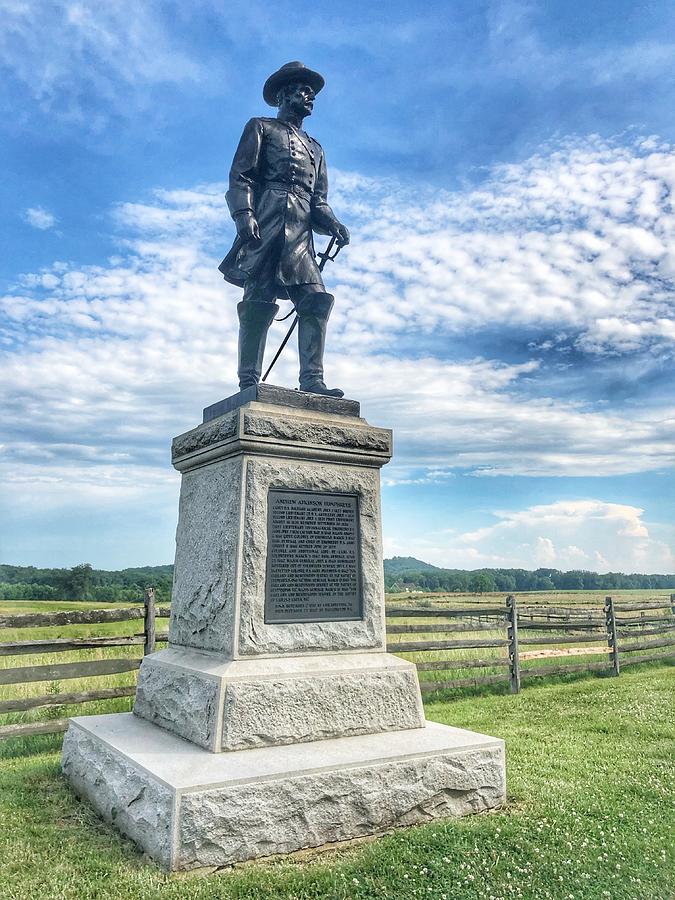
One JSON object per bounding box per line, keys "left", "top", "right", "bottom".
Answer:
{"left": 281, "top": 82, "right": 315, "bottom": 117}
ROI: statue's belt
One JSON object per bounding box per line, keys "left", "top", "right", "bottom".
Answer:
{"left": 262, "top": 181, "right": 312, "bottom": 203}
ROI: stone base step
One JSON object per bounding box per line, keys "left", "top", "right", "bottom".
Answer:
{"left": 62, "top": 713, "right": 506, "bottom": 871}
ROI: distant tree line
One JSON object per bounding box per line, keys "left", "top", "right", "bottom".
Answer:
{"left": 384, "top": 565, "right": 675, "bottom": 594}
{"left": 2, "top": 560, "right": 674, "bottom": 603}
{"left": 0, "top": 564, "right": 173, "bottom": 602}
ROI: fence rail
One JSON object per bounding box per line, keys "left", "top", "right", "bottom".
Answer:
{"left": 1, "top": 591, "right": 673, "bottom": 740}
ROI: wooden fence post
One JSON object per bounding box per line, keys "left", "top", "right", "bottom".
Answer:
{"left": 506, "top": 594, "right": 520, "bottom": 694}
{"left": 144, "top": 587, "right": 156, "bottom": 656}
{"left": 671, "top": 593, "right": 675, "bottom": 617}
{"left": 604, "top": 595, "right": 620, "bottom": 676}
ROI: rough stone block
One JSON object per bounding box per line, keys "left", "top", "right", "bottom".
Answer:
{"left": 220, "top": 665, "right": 423, "bottom": 750}
{"left": 62, "top": 714, "right": 506, "bottom": 871}
{"left": 168, "top": 455, "right": 242, "bottom": 655}
{"left": 133, "top": 649, "right": 426, "bottom": 751}
{"left": 61, "top": 719, "right": 174, "bottom": 869}
{"left": 172, "top": 397, "right": 392, "bottom": 473}
{"left": 133, "top": 652, "right": 220, "bottom": 750}
{"left": 63, "top": 393, "right": 509, "bottom": 872}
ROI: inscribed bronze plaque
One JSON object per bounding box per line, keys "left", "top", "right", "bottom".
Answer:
{"left": 265, "top": 490, "right": 362, "bottom": 624}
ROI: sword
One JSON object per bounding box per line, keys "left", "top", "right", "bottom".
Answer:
{"left": 262, "top": 236, "right": 342, "bottom": 383}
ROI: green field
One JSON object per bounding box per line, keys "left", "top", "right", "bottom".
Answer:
{"left": 0, "top": 600, "right": 141, "bottom": 614}
{"left": 2, "top": 587, "right": 668, "bottom": 617}
{"left": 0, "top": 665, "right": 672, "bottom": 899}
{"left": 385, "top": 589, "right": 674, "bottom": 608}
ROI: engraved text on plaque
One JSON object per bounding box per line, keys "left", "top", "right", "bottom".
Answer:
{"left": 265, "top": 490, "right": 362, "bottom": 624}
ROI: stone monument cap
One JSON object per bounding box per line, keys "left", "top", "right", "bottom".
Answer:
{"left": 203, "top": 384, "right": 360, "bottom": 423}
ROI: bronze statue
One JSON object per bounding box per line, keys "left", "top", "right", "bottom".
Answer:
{"left": 219, "top": 61, "right": 350, "bottom": 397}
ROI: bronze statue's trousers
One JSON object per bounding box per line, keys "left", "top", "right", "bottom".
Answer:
{"left": 295, "top": 292, "right": 335, "bottom": 391}
{"left": 237, "top": 282, "right": 335, "bottom": 391}
{"left": 236, "top": 301, "right": 279, "bottom": 389}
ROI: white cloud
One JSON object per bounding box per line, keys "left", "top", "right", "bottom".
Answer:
{"left": 352, "top": 356, "right": 675, "bottom": 479}
{"left": 401, "top": 499, "right": 675, "bottom": 573}
{"left": 578, "top": 317, "right": 675, "bottom": 354}
{"left": 327, "top": 136, "right": 675, "bottom": 357}
{"left": 11, "top": 135, "right": 675, "bottom": 358}
{"left": 3, "top": 138, "right": 675, "bottom": 485}
{"left": 23, "top": 206, "right": 57, "bottom": 230}
{"left": 534, "top": 536, "right": 556, "bottom": 567}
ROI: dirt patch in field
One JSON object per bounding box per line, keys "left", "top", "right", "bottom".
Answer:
{"left": 520, "top": 646, "right": 608, "bottom": 660}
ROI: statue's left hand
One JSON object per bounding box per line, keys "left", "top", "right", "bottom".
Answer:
{"left": 333, "top": 223, "right": 350, "bottom": 247}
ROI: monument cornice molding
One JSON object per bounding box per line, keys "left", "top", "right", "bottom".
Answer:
{"left": 171, "top": 402, "right": 393, "bottom": 473}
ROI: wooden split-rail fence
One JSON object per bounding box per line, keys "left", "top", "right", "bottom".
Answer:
{"left": 1, "top": 591, "right": 674, "bottom": 741}
{"left": 387, "top": 594, "right": 675, "bottom": 694}
{"left": 0, "top": 590, "right": 168, "bottom": 741}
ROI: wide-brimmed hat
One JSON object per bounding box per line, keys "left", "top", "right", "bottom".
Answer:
{"left": 263, "top": 61, "right": 325, "bottom": 106}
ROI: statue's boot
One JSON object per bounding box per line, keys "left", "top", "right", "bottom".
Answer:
{"left": 237, "top": 300, "right": 279, "bottom": 389}
{"left": 296, "top": 292, "right": 344, "bottom": 398}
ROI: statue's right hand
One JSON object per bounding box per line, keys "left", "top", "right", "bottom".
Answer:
{"left": 235, "top": 212, "right": 261, "bottom": 243}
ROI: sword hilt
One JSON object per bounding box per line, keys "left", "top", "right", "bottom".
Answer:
{"left": 317, "top": 235, "right": 341, "bottom": 271}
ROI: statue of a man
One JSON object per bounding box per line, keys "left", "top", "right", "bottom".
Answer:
{"left": 219, "top": 61, "right": 350, "bottom": 398}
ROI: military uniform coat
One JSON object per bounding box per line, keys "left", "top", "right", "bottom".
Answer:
{"left": 219, "top": 117, "right": 340, "bottom": 296}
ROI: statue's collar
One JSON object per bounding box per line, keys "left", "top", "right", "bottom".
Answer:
{"left": 282, "top": 120, "right": 310, "bottom": 139}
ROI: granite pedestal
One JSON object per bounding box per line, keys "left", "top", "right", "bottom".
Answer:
{"left": 62, "top": 385, "right": 506, "bottom": 870}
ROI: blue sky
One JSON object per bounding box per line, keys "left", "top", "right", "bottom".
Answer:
{"left": 1, "top": 0, "right": 674, "bottom": 572}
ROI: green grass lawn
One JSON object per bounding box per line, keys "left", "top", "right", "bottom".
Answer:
{"left": 0, "top": 664, "right": 672, "bottom": 900}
